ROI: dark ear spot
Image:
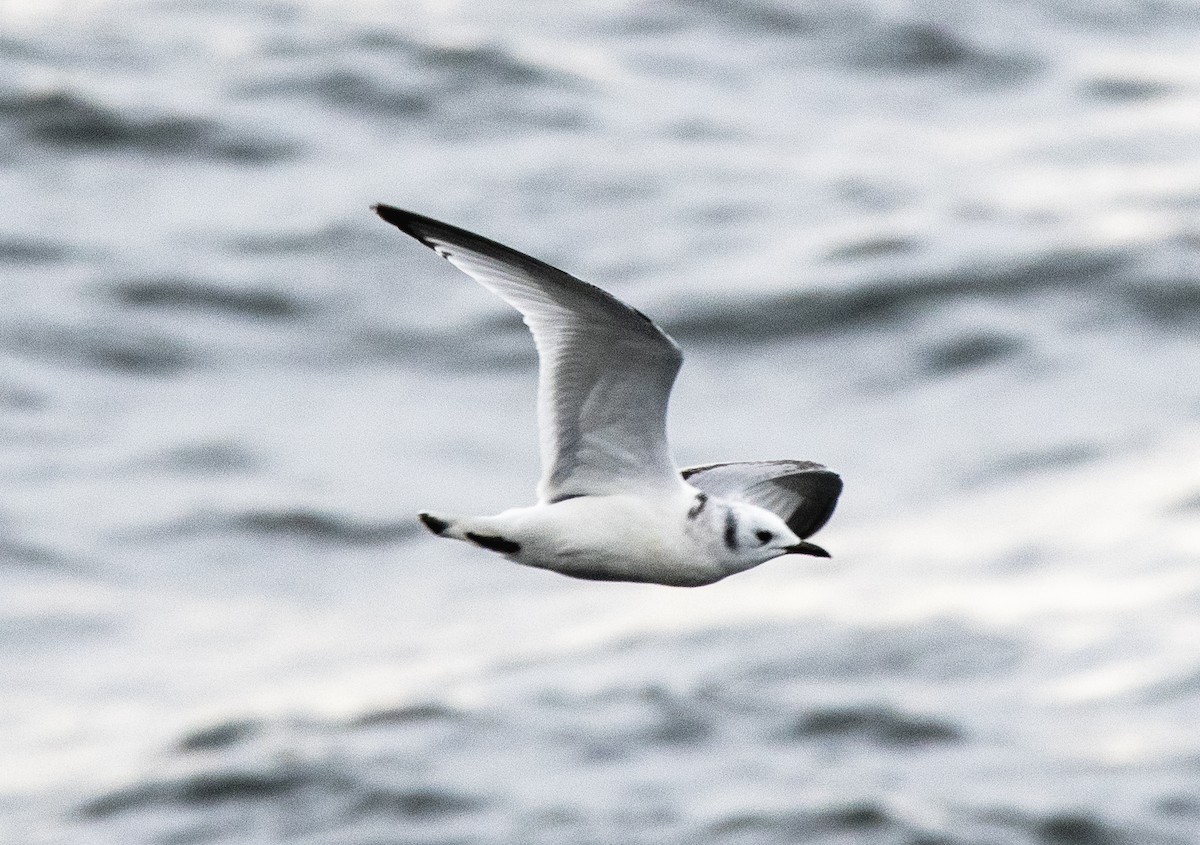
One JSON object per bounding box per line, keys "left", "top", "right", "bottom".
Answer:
{"left": 723, "top": 509, "right": 738, "bottom": 550}
{"left": 755, "top": 530, "right": 773, "bottom": 544}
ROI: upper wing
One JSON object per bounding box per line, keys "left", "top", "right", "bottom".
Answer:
{"left": 681, "top": 460, "right": 842, "bottom": 538}
{"left": 375, "top": 205, "right": 684, "bottom": 503}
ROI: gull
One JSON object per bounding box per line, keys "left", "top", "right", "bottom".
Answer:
{"left": 375, "top": 205, "right": 842, "bottom": 587}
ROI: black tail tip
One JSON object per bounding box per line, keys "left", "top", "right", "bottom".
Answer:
{"left": 418, "top": 512, "right": 449, "bottom": 536}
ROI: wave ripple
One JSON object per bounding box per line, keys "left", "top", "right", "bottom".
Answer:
{"left": 0, "top": 87, "right": 297, "bottom": 161}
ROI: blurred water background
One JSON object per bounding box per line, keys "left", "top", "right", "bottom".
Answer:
{"left": 2, "top": 0, "right": 1200, "bottom": 842}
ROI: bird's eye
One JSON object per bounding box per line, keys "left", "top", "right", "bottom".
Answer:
{"left": 755, "top": 530, "right": 773, "bottom": 544}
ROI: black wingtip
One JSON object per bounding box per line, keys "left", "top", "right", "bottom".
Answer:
{"left": 372, "top": 204, "right": 461, "bottom": 252}
{"left": 373, "top": 203, "right": 412, "bottom": 230}
{"left": 374, "top": 204, "right": 450, "bottom": 255}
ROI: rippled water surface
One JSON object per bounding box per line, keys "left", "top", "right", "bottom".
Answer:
{"left": 2, "top": 1, "right": 1199, "bottom": 843}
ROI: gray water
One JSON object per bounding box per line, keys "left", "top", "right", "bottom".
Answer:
{"left": 2, "top": 0, "right": 1200, "bottom": 842}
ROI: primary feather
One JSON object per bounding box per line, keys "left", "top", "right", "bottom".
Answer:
{"left": 681, "top": 461, "right": 842, "bottom": 539}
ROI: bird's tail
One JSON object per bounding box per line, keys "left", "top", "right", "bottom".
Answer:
{"left": 417, "top": 511, "right": 522, "bottom": 556}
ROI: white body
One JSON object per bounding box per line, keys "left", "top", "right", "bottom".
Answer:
{"left": 437, "top": 483, "right": 803, "bottom": 587}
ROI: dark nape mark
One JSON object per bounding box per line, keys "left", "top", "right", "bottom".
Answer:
{"left": 465, "top": 532, "right": 521, "bottom": 554}
{"left": 723, "top": 507, "right": 738, "bottom": 550}
{"left": 418, "top": 513, "right": 448, "bottom": 535}
{"left": 549, "top": 493, "right": 585, "bottom": 504}
{"left": 687, "top": 492, "right": 708, "bottom": 519}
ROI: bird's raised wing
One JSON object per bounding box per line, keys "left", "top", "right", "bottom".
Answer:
{"left": 375, "top": 205, "right": 684, "bottom": 503}
{"left": 681, "top": 460, "right": 842, "bottom": 539}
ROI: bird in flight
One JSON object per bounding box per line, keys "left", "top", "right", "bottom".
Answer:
{"left": 375, "top": 205, "right": 842, "bottom": 587}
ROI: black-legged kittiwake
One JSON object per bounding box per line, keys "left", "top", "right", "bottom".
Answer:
{"left": 374, "top": 205, "right": 842, "bottom": 587}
